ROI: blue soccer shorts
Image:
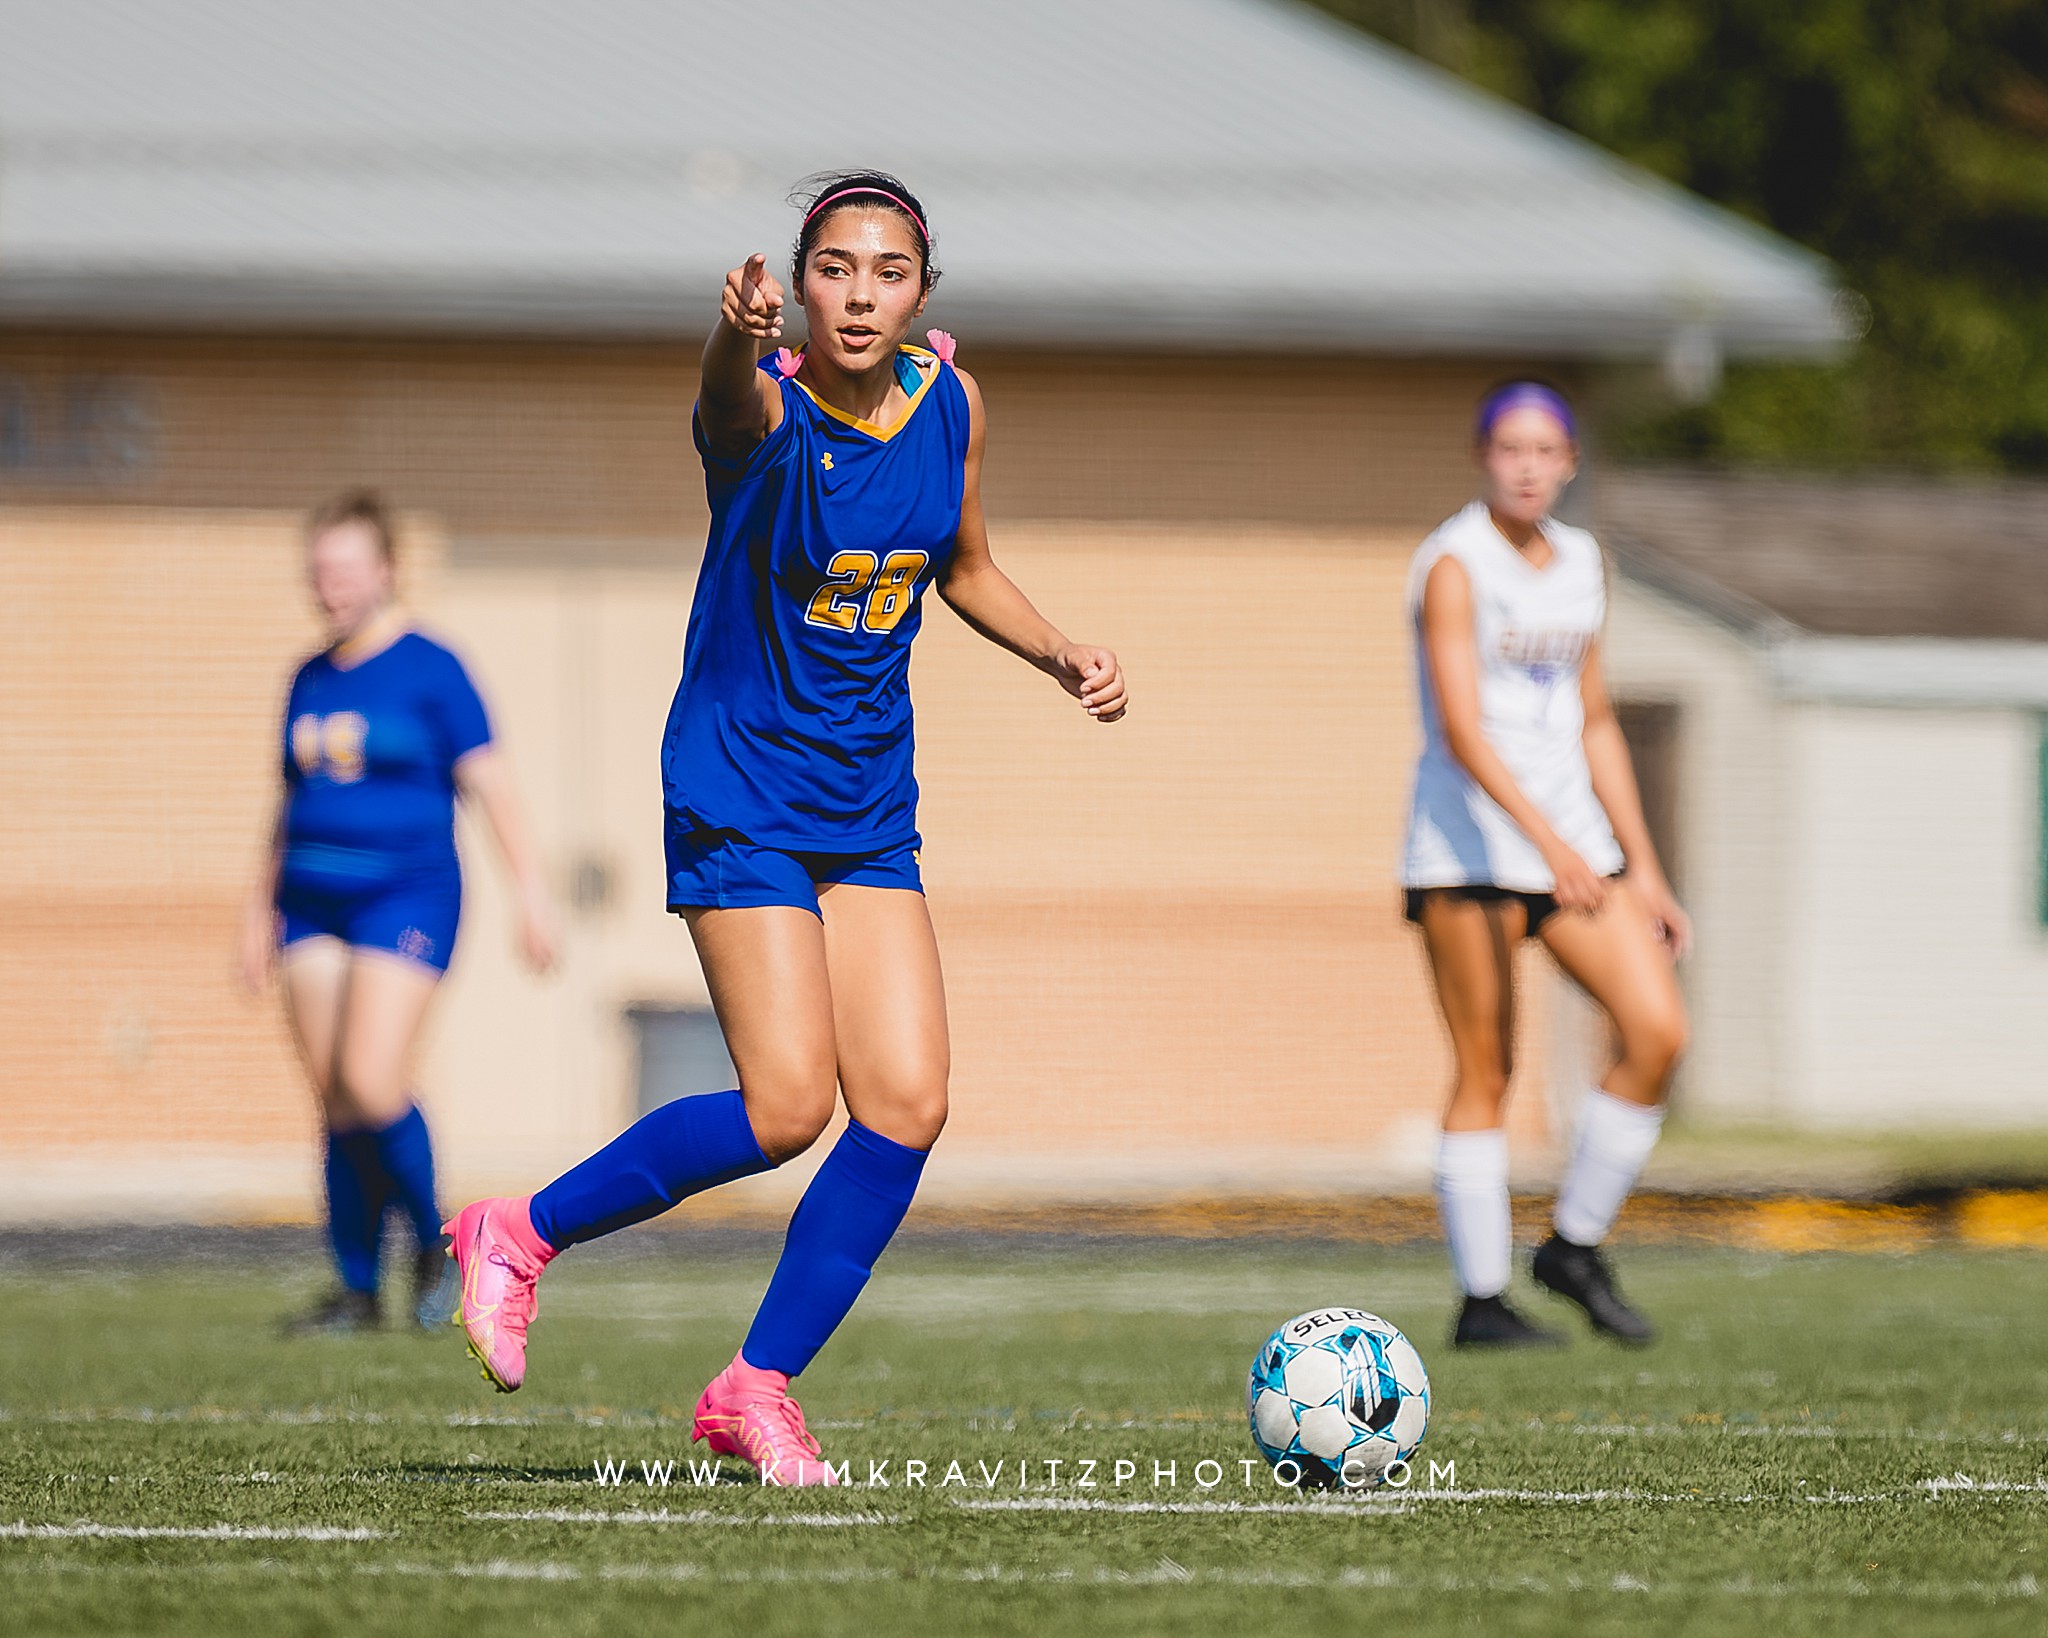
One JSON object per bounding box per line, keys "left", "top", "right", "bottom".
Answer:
{"left": 664, "top": 820, "right": 923, "bottom": 917}
{"left": 277, "top": 873, "right": 463, "bottom": 973}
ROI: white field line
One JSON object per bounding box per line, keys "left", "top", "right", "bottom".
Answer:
{"left": 1921, "top": 1475, "right": 2048, "bottom": 1494}
{"left": 957, "top": 1492, "right": 1690, "bottom": 1511}
{"left": 15, "top": 1555, "right": 2047, "bottom": 1602}
{"left": 363, "top": 1558, "right": 582, "bottom": 1581}
{"left": 1549, "top": 1422, "right": 2040, "bottom": 1444}
{"left": 8, "top": 1550, "right": 2046, "bottom": 1603}
{"left": 0, "top": 1522, "right": 383, "bottom": 1541}
{"left": 5, "top": 1408, "right": 626, "bottom": 1429}
{"left": 462, "top": 1508, "right": 898, "bottom": 1527}
{"left": 956, "top": 1478, "right": 2048, "bottom": 1513}
{"left": 951, "top": 1497, "right": 1409, "bottom": 1516}
{"left": 351, "top": 1560, "right": 2048, "bottom": 1599}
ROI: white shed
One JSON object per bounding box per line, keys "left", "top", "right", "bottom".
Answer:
{"left": 1579, "top": 468, "right": 2048, "bottom": 1130}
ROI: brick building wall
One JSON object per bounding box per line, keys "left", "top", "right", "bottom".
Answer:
{"left": 0, "top": 332, "right": 1565, "bottom": 1219}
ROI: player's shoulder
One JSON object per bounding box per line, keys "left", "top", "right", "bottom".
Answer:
{"left": 1543, "top": 517, "right": 1607, "bottom": 583}
{"left": 1545, "top": 515, "right": 1602, "bottom": 559}
{"left": 1406, "top": 501, "right": 1487, "bottom": 597}
{"left": 948, "top": 360, "right": 984, "bottom": 451}
{"left": 286, "top": 646, "right": 332, "bottom": 693}
{"left": 1416, "top": 500, "right": 1491, "bottom": 558}
{"left": 392, "top": 628, "right": 480, "bottom": 687}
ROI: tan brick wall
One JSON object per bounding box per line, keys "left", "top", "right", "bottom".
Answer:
{"left": 0, "top": 332, "right": 1513, "bottom": 536}
{"left": 4, "top": 512, "right": 348, "bottom": 1153}
{"left": 912, "top": 525, "right": 1558, "bottom": 1188}
{"left": 414, "top": 525, "right": 1558, "bottom": 1203}
{"left": 0, "top": 333, "right": 1561, "bottom": 1216}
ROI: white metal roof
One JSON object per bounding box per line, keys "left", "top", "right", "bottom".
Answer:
{"left": 0, "top": 0, "right": 1847, "bottom": 355}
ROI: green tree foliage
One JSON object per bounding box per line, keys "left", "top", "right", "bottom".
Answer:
{"left": 1314, "top": 0, "right": 2048, "bottom": 469}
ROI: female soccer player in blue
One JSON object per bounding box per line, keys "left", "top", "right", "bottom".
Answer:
{"left": 446, "top": 171, "right": 1127, "bottom": 1484}
{"left": 239, "top": 491, "right": 559, "bottom": 1335}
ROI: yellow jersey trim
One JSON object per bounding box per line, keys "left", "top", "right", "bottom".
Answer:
{"left": 787, "top": 344, "right": 941, "bottom": 443}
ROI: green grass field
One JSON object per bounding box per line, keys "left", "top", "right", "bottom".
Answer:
{"left": 4, "top": 1229, "right": 2047, "bottom": 1636}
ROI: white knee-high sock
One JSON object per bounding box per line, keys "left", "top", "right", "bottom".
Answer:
{"left": 1553, "top": 1089, "right": 1665, "bottom": 1247}
{"left": 1434, "top": 1128, "right": 1511, "bottom": 1299}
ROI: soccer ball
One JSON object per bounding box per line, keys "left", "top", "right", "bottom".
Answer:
{"left": 1245, "top": 1307, "right": 1431, "bottom": 1489}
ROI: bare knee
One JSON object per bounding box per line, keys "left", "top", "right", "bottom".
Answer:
{"left": 1444, "top": 1050, "right": 1512, "bottom": 1126}
{"left": 331, "top": 1052, "right": 410, "bottom": 1127}
{"left": 1621, "top": 1008, "right": 1689, "bottom": 1095}
{"left": 868, "top": 1081, "right": 948, "bottom": 1151}
{"left": 842, "top": 1045, "right": 950, "bottom": 1152}
{"left": 740, "top": 1065, "right": 839, "bottom": 1164}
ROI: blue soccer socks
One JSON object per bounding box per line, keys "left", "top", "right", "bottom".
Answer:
{"left": 528, "top": 1089, "right": 772, "bottom": 1250}
{"left": 371, "top": 1103, "right": 442, "bottom": 1254}
{"left": 741, "top": 1120, "right": 929, "bottom": 1378}
{"left": 522, "top": 1097, "right": 930, "bottom": 1381}
{"left": 322, "top": 1126, "right": 389, "bottom": 1294}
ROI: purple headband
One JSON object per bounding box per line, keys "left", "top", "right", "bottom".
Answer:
{"left": 1476, "top": 382, "right": 1576, "bottom": 444}
{"left": 803, "top": 185, "right": 929, "bottom": 247}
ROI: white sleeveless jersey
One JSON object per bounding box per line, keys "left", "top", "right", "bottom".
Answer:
{"left": 1401, "top": 500, "right": 1624, "bottom": 892}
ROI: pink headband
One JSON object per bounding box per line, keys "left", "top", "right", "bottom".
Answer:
{"left": 803, "top": 185, "right": 929, "bottom": 246}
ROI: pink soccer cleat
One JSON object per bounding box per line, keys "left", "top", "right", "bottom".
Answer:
{"left": 692, "top": 1353, "right": 841, "bottom": 1486}
{"left": 443, "top": 1195, "right": 555, "bottom": 1393}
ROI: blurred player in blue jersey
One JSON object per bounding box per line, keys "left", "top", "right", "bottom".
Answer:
{"left": 446, "top": 171, "right": 1126, "bottom": 1482}
{"left": 238, "top": 490, "right": 559, "bottom": 1335}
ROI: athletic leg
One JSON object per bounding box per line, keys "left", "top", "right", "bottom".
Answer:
{"left": 332, "top": 950, "right": 458, "bottom": 1325}
{"left": 526, "top": 904, "right": 832, "bottom": 1249}
{"left": 334, "top": 952, "right": 442, "bottom": 1218}
{"left": 1533, "top": 878, "right": 1689, "bottom": 1341}
{"left": 740, "top": 884, "right": 946, "bottom": 1375}
{"left": 281, "top": 938, "right": 348, "bottom": 1117}
{"left": 451, "top": 905, "right": 830, "bottom": 1393}
{"left": 1419, "top": 892, "right": 1523, "bottom": 1136}
{"left": 279, "top": 941, "right": 382, "bottom": 1332}
{"left": 1539, "top": 877, "right": 1689, "bottom": 1114}
{"left": 698, "top": 884, "right": 945, "bottom": 1485}
{"left": 1416, "top": 894, "right": 1560, "bottom": 1348}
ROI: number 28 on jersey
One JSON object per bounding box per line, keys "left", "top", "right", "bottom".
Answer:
{"left": 804, "top": 550, "right": 928, "bottom": 636}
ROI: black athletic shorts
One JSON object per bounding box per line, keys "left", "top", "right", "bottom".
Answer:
{"left": 1403, "top": 873, "right": 1624, "bottom": 936}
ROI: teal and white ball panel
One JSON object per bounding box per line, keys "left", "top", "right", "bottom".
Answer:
{"left": 1243, "top": 1306, "right": 1432, "bottom": 1489}
{"left": 1251, "top": 1384, "right": 1299, "bottom": 1455}
{"left": 1294, "top": 1402, "right": 1358, "bottom": 1463}
{"left": 1383, "top": 1328, "right": 1431, "bottom": 1399}
{"left": 1280, "top": 1340, "right": 1347, "bottom": 1410}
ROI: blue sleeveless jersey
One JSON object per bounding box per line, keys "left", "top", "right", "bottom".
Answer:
{"left": 279, "top": 631, "right": 492, "bottom": 892}
{"left": 662, "top": 345, "right": 969, "bottom": 851}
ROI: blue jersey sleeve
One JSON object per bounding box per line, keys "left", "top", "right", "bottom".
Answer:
{"left": 427, "top": 647, "right": 493, "bottom": 765}
{"left": 281, "top": 659, "right": 316, "bottom": 787}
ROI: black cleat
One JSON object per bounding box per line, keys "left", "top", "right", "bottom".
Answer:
{"left": 1451, "top": 1292, "right": 1567, "bottom": 1350}
{"left": 1532, "top": 1232, "right": 1655, "bottom": 1344}
{"left": 281, "top": 1288, "right": 381, "bottom": 1337}
{"left": 411, "top": 1246, "right": 460, "bottom": 1331}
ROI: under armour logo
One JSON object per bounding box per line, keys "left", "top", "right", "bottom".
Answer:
{"left": 821, "top": 452, "right": 834, "bottom": 470}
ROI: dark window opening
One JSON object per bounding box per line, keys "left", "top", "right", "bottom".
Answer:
{"left": 625, "top": 1004, "right": 737, "bottom": 1118}
{"left": 1617, "top": 699, "right": 1682, "bottom": 891}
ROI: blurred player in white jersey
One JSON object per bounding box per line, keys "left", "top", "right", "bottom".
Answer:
{"left": 1403, "top": 381, "right": 1690, "bottom": 1349}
